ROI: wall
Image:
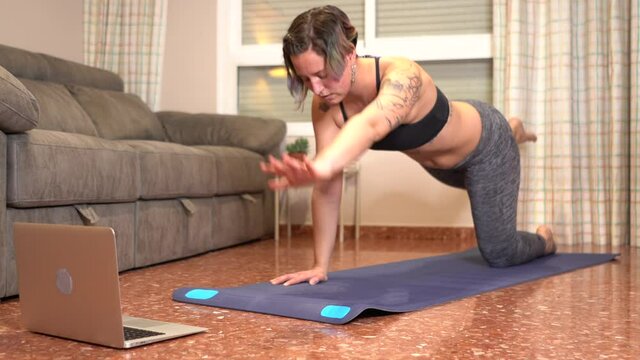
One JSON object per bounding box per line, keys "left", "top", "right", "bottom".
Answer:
{"left": 360, "top": 152, "right": 472, "bottom": 227}
{"left": 284, "top": 136, "right": 473, "bottom": 227}
{"left": 159, "top": 0, "right": 217, "bottom": 113}
{"left": 0, "top": 0, "right": 84, "bottom": 62}
{"left": 0, "top": 0, "right": 217, "bottom": 114}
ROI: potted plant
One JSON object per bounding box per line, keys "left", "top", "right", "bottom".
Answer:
{"left": 285, "top": 137, "right": 309, "bottom": 161}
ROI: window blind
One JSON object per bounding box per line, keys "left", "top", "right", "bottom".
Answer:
{"left": 238, "top": 0, "right": 493, "bottom": 122}
{"left": 376, "top": 0, "right": 492, "bottom": 37}
{"left": 242, "top": 0, "right": 364, "bottom": 45}
{"left": 238, "top": 59, "right": 492, "bottom": 122}
{"left": 420, "top": 59, "right": 493, "bottom": 104}
{"left": 238, "top": 66, "right": 312, "bottom": 122}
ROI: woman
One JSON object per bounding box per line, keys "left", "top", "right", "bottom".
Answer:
{"left": 261, "top": 5, "right": 556, "bottom": 286}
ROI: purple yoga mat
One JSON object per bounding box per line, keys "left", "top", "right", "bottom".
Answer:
{"left": 172, "top": 249, "right": 617, "bottom": 324}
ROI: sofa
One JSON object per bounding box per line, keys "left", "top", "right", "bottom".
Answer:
{"left": 0, "top": 44, "right": 286, "bottom": 298}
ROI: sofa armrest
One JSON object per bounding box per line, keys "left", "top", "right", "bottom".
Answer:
{"left": 0, "top": 65, "right": 39, "bottom": 133}
{"left": 156, "top": 111, "right": 286, "bottom": 156}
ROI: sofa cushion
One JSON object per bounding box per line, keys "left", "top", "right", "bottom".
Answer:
{"left": 122, "top": 140, "right": 217, "bottom": 199}
{"left": 67, "top": 85, "right": 166, "bottom": 141}
{"left": 0, "top": 44, "right": 49, "bottom": 81}
{"left": 195, "top": 145, "right": 267, "bottom": 195}
{"left": 42, "top": 54, "right": 124, "bottom": 91}
{"left": 7, "top": 129, "right": 139, "bottom": 207}
{"left": 157, "top": 112, "right": 286, "bottom": 155}
{"left": 0, "top": 44, "right": 124, "bottom": 91}
{"left": 21, "top": 79, "right": 98, "bottom": 136}
{"left": 0, "top": 64, "right": 39, "bottom": 133}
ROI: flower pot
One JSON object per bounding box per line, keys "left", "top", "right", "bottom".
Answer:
{"left": 287, "top": 152, "right": 306, "bottom": 161}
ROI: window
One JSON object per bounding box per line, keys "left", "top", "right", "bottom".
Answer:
{"left": 376, "top": 0, "right": 492, "bottom": 37}
{"left": 421, "top": 59, "right": 493, "bottom": 104}
{"left": 237, "top": 66, "right": 312, "bottom": 122}
{"left": 241, "top": 1, "right": 364, "bottom": 45}
{"left": 218, "top": 1, "right": 492, "bottom": 134}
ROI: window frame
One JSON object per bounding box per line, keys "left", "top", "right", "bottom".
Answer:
{"left": 216, "top": 1, "right": 491, "bottom": 136}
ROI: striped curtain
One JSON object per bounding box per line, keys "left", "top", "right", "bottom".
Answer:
{"left": 494, "top": 0, "right": 638, "bottom": 247}
{"left": 83, "top": 0, "right": 168, "bottom": 110}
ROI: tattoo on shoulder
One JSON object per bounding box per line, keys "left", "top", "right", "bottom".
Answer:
{"left": 319, "top": 102, "right": 330, "bottom": 113}
{"left": 377, "top": 63, "right": 423, "bottom": 129}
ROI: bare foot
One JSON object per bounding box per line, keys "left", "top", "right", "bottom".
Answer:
{"left": 509, "top": 117, "right": 538, "bottom": 144}
{"left": 536, "top": 225, "right": 557, "bottom": 255}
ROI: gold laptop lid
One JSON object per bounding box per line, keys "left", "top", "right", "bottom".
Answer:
{"left": 14, "top": 223, "right": 125, "bottom": 348}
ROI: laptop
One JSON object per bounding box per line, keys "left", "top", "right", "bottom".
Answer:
{"left": 13, "top": 222, "right": 207, "bottom": 348}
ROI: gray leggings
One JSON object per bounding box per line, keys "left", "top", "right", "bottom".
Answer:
{"left": 426, "top": 100, "right": 546, "bottom": 267}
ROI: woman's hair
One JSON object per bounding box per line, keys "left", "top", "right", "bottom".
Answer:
{"left": 283, "top": 5, "right": 358, "bottom": 108}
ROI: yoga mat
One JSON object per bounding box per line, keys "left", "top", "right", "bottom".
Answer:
{"left": 172, "top": 249, "right": 617, "bottom": 324}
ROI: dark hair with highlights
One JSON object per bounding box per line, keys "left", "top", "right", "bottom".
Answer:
{"left": 283, "top": 5, "right": 358, "bottom": 108}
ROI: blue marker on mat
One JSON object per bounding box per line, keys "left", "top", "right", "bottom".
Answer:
{"left": 185, "top": 288, "right": 219, "bottom": 300}
{"left": 320, "top": 305, "right": 351, "bottom": 319}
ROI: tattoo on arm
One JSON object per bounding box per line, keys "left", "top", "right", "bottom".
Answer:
{"left": 319, "top": 102, "right": 330, "bottom": 113}
{"left": 376, "top": 64, "right": 423, "bottom": 129}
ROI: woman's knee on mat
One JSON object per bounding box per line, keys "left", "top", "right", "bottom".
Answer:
{"left": 480, "top": 251, "right": 517, "bottom": 268}
{"left": 477, "top": 239, "right": 526, "bottom": 268}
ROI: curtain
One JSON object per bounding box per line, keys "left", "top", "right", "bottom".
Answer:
{"left": 84, "top": 0, "right": 168, "bottom": 110}
{"left": 494, "top": 0, "right": 638, "bottom": 247}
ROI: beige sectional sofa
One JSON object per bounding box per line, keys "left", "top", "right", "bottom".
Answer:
{"left": 0, "top": 44, "right": 286, "bottom": 298}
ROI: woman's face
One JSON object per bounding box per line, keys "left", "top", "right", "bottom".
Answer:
{"left": 290, "top": 48, "right": 350, "bottom": 105}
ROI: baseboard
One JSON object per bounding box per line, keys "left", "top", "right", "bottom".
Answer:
{"left": 278, "top": 225, "right": 476, "bottom": 241}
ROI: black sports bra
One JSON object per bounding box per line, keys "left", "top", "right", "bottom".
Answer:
{"left": 339, "top": 57, "right": 450, "bottom": 151}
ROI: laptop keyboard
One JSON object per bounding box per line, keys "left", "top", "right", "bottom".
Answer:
{"left": 123, "top": 326, "right": 165, "bottom": 340}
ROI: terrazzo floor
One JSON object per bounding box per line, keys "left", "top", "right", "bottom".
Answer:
{"left": 0, "top": 227, "right": 638, "bottom": 359}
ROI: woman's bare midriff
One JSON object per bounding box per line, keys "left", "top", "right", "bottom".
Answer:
{"left": 403, "top": 101, "right": 483, "bottom": 169}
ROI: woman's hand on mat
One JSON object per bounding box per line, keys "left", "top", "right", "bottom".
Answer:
{"left": 260, "top": 154, "right": 331, "bottom": 190}
{"left": 270, "top": 267, "right": 328, "bottom": 286}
